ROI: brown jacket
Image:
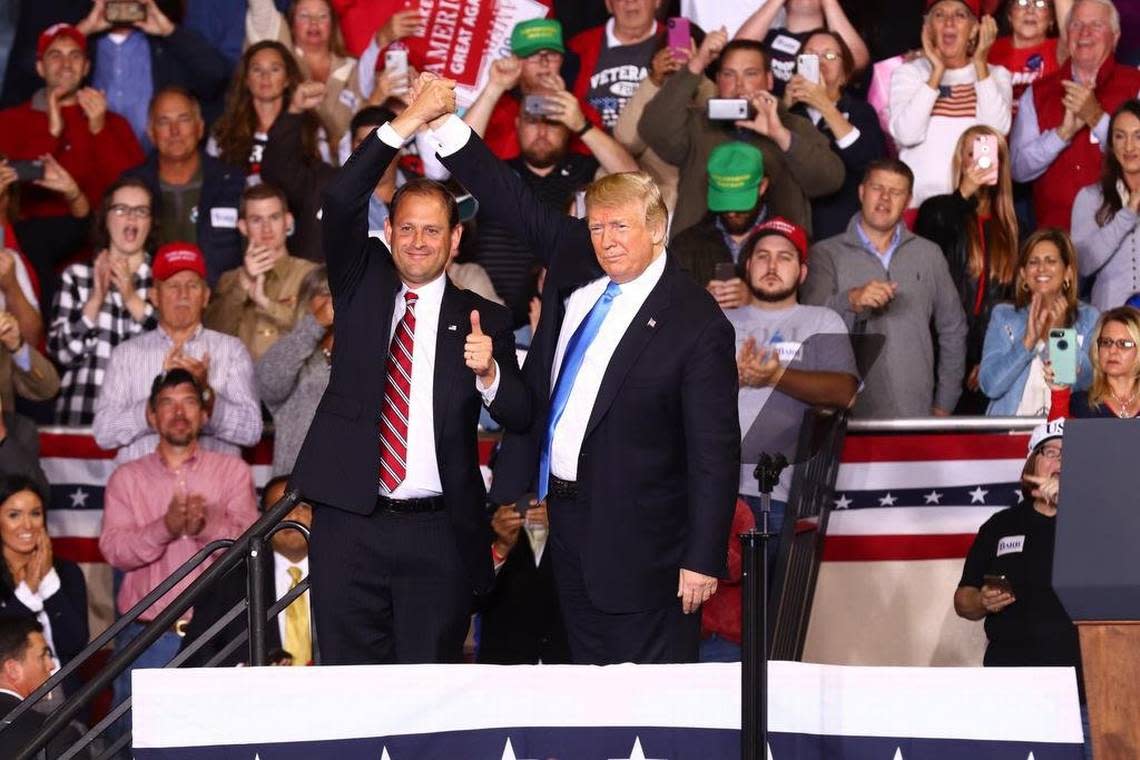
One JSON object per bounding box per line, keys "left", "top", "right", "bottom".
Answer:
{"left": 1, "top": 343, "right": 61, "bottom": 412}
{"left": 639, "top": 68, "right": 846, "bottom": 240}
{"left": 205, "top": 254, "right": 317, "bottom": 361}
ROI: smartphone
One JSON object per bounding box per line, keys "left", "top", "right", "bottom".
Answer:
{"left": 714, "top": 262, "right": 737, "bottom": 282}
{"left": 973, "top": 134, "right": 999, "bottom": 186}
{"left": 514, "top": 493, "right": 537, "bottom": 517}
{"left": 983, "top": 574, "right": 1013, "bottom": 595}
{"left": 522, "top": 94, "right": 559, "bottom": 117}
{"left": 10, "top": 159, "right": 44, "bottom": 182}
{"left": 1048, "top": 328, "right": 1077, "bottom": 386}
{"left": 667, "top": 17, "right": 691, "bottom": 55}
{"left": 105, "top": 0, "right": 146, "bottom": 23}
{"left": 384, "top": 46, "right": 409, "bottom": 95}
{"left": 796, "top": 53, "right": 820, "bottom": 84}
{"left": 707, "top": 98, "right": 753, "bottom": 120}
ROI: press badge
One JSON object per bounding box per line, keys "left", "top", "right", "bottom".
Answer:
{"left": 996, "top": 535, "right": 1025, "bottom": 557}
{"left": 339, "top": 88, "right": 358, "bottom": 111}
{"left": 211, "top": 207, "right": 238, "bottom": 228}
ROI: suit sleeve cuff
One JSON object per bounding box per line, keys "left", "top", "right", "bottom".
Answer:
{"left": 377, "top": 122, "right": 408, "bottom": 149}
{"left": 431, "top": 115, "right": 473, "bottom": 157}
{"left": 834, "top": 126, "right": 861, "bottom": 150}
{"left": 12, "top": 343, "right": 31, "bottom": 372}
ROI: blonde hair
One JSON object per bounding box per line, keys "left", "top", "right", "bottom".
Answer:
{"left": 1087, "top": 306, "right": 1140, "bottom": 411}
{"left": 585, "top": 171, "right": 668, "bottom": 240}
{"left": 951, "top": 126, "right": 1018, "bottom": 285}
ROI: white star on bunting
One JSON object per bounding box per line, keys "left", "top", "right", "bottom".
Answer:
{"left": 968, "top": 486, "right": 989, "bottom": 504}
{"left": 833, "top": 494, "right": 852, "bottom": 509}
{"left": 501, "top": 738, "right": 539, "bottom": 760}
{"left": 923, "top": 490, "right": 943, "bottom": 504}
{"left": 610, "top": 737, "right": 666, "bottom": 760}
{"left": 380, "top": 747, "right": 392, "bottom": 760}
{"left": 1014, "top": 488, "right": 1024, "bottom": 503}
{"left": 877, "top": 492, "right": 898, "bottom": 507}
{"left": 893, "top": 748, "right": 904, "bottom": 759}
{"left": 69, "top": 487, "right": 89, "bottom": 508}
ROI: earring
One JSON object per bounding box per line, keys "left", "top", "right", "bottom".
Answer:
{"left": 1063, "top": 279, "right": 1071, "bottom": 292}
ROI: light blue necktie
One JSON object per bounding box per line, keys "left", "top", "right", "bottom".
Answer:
{"left": 537, "top": 281, "right": 622, "bottom": 500}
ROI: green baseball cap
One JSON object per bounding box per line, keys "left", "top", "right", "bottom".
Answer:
{"left": 511, "top": 19, "right": 565, "bottom": 58}
{"left": 707, "top": 142, "right": 765, "bottom": 213}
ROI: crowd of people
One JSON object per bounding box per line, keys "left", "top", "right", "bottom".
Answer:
{"left": 0, "top": 0, "right": 1137, "bottom": 754}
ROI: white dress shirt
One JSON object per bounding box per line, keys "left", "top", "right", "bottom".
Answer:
{"left": 549, "top": 252, "right": 667, "bottom": 480}
{"left": 272, "top": 552, "right": 310, "bottom": 647}
{"left": 382, "top": 273, "right": 500, "bottom": 497}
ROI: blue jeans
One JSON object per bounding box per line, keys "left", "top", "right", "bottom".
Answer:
{"left": 107, "top": 621, "right": 184, "bottom": 755}
{"left": 699, "top": 633, "right": 742, "bottom": 662}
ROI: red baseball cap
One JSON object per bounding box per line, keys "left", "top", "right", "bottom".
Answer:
{"left": 925, "top": 0, "right": 982, "bottom": 17}
{"left": 750, "top": 217, "right": 810, "bottom": 263}
{"left": 37, "top": 23, "right": 87, "bottom": 59}
{"left": 152, "top": 242, "right": 208, "bottom": 281}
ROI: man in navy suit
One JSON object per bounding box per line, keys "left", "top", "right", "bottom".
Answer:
{"left": 291, "top": 77, "right": 531, "bottom": 665}
{"left": 421, "top": 78, "right": 740, "bottom": 665}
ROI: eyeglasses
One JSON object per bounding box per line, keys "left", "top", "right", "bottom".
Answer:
{"left": 930, "top": 8, "right": 971, "bottom": 23}
{"left": 109, "top": 204, "right": 152, "bottom": 219}
{"left": 296, "top": 12, "right": 330, "bottom": 23}
{"left": 805, "top": 50, "right": 842, "bottom": 61}
{"left": 1038, "top": 446, "right": 1062, "bottom": 460}
{"left": 1097, "top": 337, "right": 1137, "bottom": 350}
{"left": 1014, "top": 0, "right": 1049, "bottom": 9}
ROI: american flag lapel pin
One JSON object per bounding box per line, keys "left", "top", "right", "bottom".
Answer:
{"left": 647, "top": 318, "right": 656, "bottom": 328}
{"left": 447, "top": 324, "right": 457, "bottom": 331}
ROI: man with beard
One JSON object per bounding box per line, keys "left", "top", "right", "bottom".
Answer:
{"left": 730, "top": 217, "right": 857, "bottom": 532}
{"left": 471, "top": 89, "right": 637, "bottom": 324}
{"left": 672, "top": 142, "right": 770, "bottom": 307}
{"left": 100, "top": 367, "right": 258, "bottom": 741}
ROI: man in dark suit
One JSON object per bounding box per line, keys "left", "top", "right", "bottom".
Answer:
{"left": 0, "top": 618, "right": 87, "bottom": 759}
{"left": 291, "top": 76, "right": 531, "bottom": 666}
{"left": 423, "top": 82, "right": 740, "bottom": 665}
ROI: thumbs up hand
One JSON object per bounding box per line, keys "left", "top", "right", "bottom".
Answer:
{"left": 465, "top": 309, "right": 496, "bottom": 387}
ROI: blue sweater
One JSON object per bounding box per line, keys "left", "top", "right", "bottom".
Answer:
{"left": 978, "top": 302, "right": 1099, "bottom": 416}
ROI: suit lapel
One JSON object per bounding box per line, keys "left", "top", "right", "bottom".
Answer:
{"left": 433, "top": 280, "right": 465, "bottom": 446}
{"left": 583, "top": 266, "right": 675, "bottom": 438}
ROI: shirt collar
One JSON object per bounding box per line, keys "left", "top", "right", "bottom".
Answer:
{"left": 399, "top": 270, "right": 448, "bottom": 305}
{"left": 156, "top": 443, "right": 201, "bottom": 472}
{"left": 158, "top": 323, "right": 205, "bottom": 344}
{"left": 0, "top": 688, "right": 24, "bottom": 700}
{"left": 274, "top": 552, "right": 310, "bottom": 576}
{"left": 612, "top": 248, "right": 667, "bottom": 301}
{"left": 604, "top": 17, "right": 658, "bottom": 48}
{"left": 855, "top": 218, "right": 902, "bottom": 257}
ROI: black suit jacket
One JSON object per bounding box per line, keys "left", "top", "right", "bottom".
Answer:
{"left": 440, "top": 131, "right": 740, "bottom": 614}
{"left": 0, "top": 692, "right": 87, "bottom": 760}
{"left": 291, "top": 129, "right": 531, "bottom": 595}
{"left": 0, "top": 560, "right": 88, "bottom": 696}
{"left": 124, "top": 151, "right": 246, "bottom": 284}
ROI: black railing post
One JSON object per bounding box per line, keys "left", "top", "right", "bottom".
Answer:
{"left": 248, "top": 534, "right": 268, "bottom": 667}
{"left": 740, "top": 529, "right": 764, "bottom": 760}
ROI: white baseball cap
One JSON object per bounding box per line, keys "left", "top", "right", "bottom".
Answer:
{"left": 1027, "top": 418, "right": 1065, "bottom": 456}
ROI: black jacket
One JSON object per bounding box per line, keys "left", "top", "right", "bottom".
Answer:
{"left": 670, "top": 212, "right": 740, "bottom": 287}
{"left": 0, "top": 560, "right": 88, "bottom": 696}
{"left": 441, "top": 130, "right": 740, "bottom": 614}
{"left": 290, "top": 131, "right": 531, "bottom": 595}
{"left": 124, "top": 152, "right": 245, "bottom": 285}
{"left": 792, "top": 93, "right": 886, "bottom": 241}
{"left": 260, "top": 113, "right": 338, "bottom": 262}
{"left": 0, "top": 692, "right": 88, "bottom": 759}
{"left": 916, "top": 191, "right": 1017, "bottom": 367}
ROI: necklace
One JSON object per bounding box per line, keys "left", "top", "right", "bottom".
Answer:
{"left": 1108, "top": 385, "right": 1138, "bottom": 418}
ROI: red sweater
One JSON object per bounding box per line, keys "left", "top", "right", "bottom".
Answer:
{"left": 483, "top": 91, "right": 605, "bottom": 160}
{"left": 0, "top": 98, "right": 143, "bottom": 220}
{"left": 1029, "top": 59, "right": 1140, "bottom": 229}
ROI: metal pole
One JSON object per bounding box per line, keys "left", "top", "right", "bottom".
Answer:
{"left": 739, "top": 529, "right": 763, "bottom": 760}
{"left": 248, "top": 534, "right": 268, "bottom": 667}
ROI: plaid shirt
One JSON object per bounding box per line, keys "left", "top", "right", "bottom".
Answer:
{"left": 48, "top": 262, "right": 158, "bottom": 426}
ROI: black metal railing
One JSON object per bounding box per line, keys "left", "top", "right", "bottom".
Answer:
{"left": 2, "top": 488, "right": 309, "bottom": 760}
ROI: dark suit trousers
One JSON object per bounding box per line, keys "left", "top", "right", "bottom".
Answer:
{"left": 308, "top": 504, "right": 472, "bottom": 665}
{"left": 547, "top": 492, "right": 700, "bottom": 665}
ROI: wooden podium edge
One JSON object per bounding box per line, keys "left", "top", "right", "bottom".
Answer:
{"left": 1076, "top": 621, "right": 1140, "bottom": 760}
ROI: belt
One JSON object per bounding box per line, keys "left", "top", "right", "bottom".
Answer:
{"left": 137, "top": 619, "right": 190, "bottom": 637}
{"left": 376, "top": 494, "right": 446, "bottom": 513}
{"left": 548, "top": 475, "right": 579, "bottom": 501}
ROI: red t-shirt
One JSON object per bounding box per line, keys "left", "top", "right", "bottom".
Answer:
{"left": 988, "top": 37, "right": 1060, "bottom": 115}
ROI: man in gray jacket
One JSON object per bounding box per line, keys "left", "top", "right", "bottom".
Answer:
{"left": 802, "top": 158, "right": 967, "bottom": 417}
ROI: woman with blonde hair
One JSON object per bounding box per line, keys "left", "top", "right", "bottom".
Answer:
{"left": 978, "top": 227, "right": 1098, "bottom": 416}
{"left": 918, "top": 125, "right": 1020, "bottom": 412}
{"left": 1049, "top": 306, "right": 1140, "bottom": 419}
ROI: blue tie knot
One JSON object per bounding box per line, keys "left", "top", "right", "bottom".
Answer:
{"left": 602, "top": 281, "right": 622, "bottom": 301}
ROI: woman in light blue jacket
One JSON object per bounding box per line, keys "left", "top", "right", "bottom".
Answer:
{"left": 979, "top": 228, "right": 1099, "bottom": 416}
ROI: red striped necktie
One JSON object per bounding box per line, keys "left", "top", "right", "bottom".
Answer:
{"left": 379, "top": 291, "right": 418, "bottom": 493}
